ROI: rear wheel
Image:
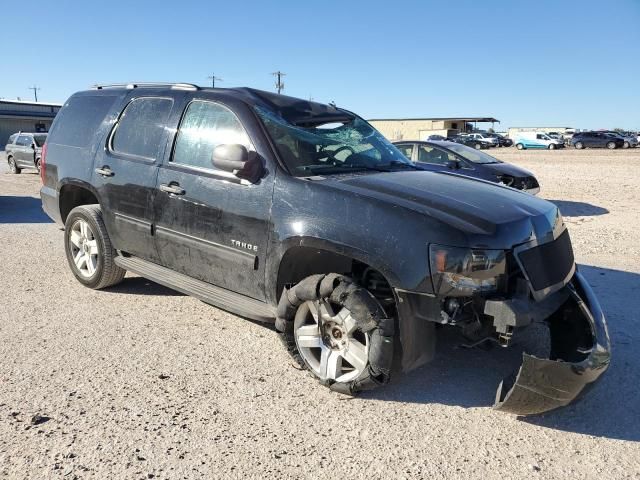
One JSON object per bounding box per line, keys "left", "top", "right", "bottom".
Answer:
{"left": 277, "top": 274, "right": 394, "bottom": 394}
{"left": 8, "top": 156, "right": 21, "bottom": 174}
{"left": 516, "top": 143, "right": 524, "bottom": 150}
{"left": 574, "top": 142, "right": 584, "bottom": 149}
{"left": 64, "top": 204, "right": 126, "bottom": 289}
{"left": 606, "top": 141, "right": 616, "bottom": 150}
{"left": 623, "top": 141, "right": 630, "bottom": 149}
{"left": 474, "top": 143, "right": 482, "bottom": 150}
{"left": 35, "top": 157, "right": 42, "bottom": 173}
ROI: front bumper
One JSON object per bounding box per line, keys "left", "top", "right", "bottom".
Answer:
{"left": 493, "top": 271, "right": 611, "bottom": 415}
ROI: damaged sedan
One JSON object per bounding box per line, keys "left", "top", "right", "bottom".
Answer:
{"left": 41, "top": 85, "right": 610, "bottom": 416}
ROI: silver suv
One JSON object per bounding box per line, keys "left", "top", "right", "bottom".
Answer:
{"left": 5, "top": 132, "right": 47, "bottom": 173}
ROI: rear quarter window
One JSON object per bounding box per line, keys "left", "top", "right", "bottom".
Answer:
{"left": 49, "top": 95, "right": 118, "bottom": 148}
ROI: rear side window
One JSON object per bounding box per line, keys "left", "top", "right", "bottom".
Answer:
{"left": 171, "top": 100, "right": 251, "bottom": 171}
{"left": 7, "top": 134, "right": 17, "bottom": 145}
{"left": 111, "top": 97, "right": 173, "bottom": 160}
{"left": 50, "top": 95, "right": 118, "bottom": 148}
{"left": 17, "top": 135, "right": 32, "bottom": 146}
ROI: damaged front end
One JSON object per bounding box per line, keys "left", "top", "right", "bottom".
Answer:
{"left": 397, "top": 225, "right": 611, "bottom": 416}
{"left": 490, "top": 271, "right": 611, "bottom": 415}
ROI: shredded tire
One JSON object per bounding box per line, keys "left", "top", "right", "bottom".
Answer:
{"left": 276, "top": 273, "right": 394, "bottom": 395}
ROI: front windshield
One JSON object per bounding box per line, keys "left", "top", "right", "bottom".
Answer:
{"left": 33, "top": 134, "right": 47, "bottom": 147}
{"left": 445, "top": 142, "right": 500, "bottom": 164}
{"left": 255, "top": 107, "right": 415, "bottom": 176}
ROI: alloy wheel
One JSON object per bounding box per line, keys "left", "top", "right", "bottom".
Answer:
{"left": 295, "top": 299, "right": 369, "bottom": 383}
{"left": 68, "top": 219, "right": 99, "bottom": 278}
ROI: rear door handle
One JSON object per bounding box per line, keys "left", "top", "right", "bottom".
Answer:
{"left": 159, "top": 183, "right": 185, "bottom": 195}
{"left": 95, "top": 166, "right": 114, "bottom": 177}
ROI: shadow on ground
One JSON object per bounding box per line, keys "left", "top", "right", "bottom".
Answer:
{"left": 104, "top": 276, "right": 185, "bottom": 296}
{"left": 364, "top": 264, "right": 639, "bottom": 442}
{"left": 0, "top": 196, "right": 52, "bottom": 223}
{"left": 549, "top": 200, "right": 609, "bottom": 217}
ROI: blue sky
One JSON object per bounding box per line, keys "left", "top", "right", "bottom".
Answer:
{"left": 3, "top": 0, "right": 639, "bottom": 130}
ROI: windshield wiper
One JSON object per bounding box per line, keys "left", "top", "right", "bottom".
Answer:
{"left": 297, "top": 164, "right": 391, "bottom": 174}
{"left": 378, "top": 160, "right": 422, "bottom": 170}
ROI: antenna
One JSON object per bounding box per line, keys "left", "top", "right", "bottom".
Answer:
{"left": 29, "top": 85, "right": 41, "bottom": 102}
{"left": 272, "top": 71, "right": 286, "bottom": 94}
{"left": 206, "top": 73, "right": 223, "bottom": 88}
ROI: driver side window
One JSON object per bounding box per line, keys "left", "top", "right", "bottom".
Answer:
{"left": 417, "top": 145, "right": 454, "bottom": 166}
{"left": 172, "top": 100, "right": 252, "bottom": 171}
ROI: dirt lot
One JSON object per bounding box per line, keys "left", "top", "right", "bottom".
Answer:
{"left": 1, "top": 148, "right": 639, "bottom": 479}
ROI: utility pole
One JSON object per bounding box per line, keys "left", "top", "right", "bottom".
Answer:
{"left": 29, "top": 85, "right": 41, "bottom": 102}
{"left": 272, "top": 71, "right": 285, "bottom": 94}
{"left": 206, "top": 74, "right": 222, "bottom": 88}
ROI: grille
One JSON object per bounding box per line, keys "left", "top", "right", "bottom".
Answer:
{"left": 517, "top": 229, "right": 574, "bottom": 291}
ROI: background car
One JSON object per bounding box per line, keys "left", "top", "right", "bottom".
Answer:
{"left": 571, "top": 131, "right": 624, "bottom": 149}
{"left": 512, "top": 132, "right": 564, "bottom": 150}
{"left": 602, "top": 131, "right": 638, "bottom": 148}
{"left": 486, "top": 133, "right": 513, "bottom": 147}
{"left": 4, "top": 132, "right": 47, "bottom": 174}
{"left": 460, "top": 132, "right": 499, "bottom": 147}
{"left": 426, "top": 134, "right": 449, "bottom": 141}
{"left": 448, "top": 134, "right": 492, "bottom": 150}
{"left": 393, "top": 140, "right": 540, "bottom": 194}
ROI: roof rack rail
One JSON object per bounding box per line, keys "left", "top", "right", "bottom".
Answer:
{"left": 92, "top": 82, "right": 199, "bottom": 91}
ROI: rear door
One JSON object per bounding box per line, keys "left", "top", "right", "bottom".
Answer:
{"left": 153, "top": 98, "right": 274, "bottom": 301}
{"left": 15, "top": 135, "right": 32, "bottom": 166}
{"left": 92, "top": 93, "right": 179, "bottom": 262}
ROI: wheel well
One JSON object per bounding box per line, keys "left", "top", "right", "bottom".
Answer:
{"left": 276, "top": 247, "right": 394, "bottom": 307}
{"left": 59, "top": 185, "right": 99, "bottom": 222}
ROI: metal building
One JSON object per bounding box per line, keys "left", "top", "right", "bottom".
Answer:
{"left": 368, "top": 117, "right": 500, "bottom": 141}
{"left": 0, "top": 99, "right": 62, "bottom": 148}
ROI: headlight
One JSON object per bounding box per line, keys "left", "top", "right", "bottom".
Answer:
{"left": 429, "top": 245, "right": 506, "bottom": 296}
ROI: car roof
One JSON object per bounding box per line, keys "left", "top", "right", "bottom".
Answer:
{"left": 84, "top": 85, "right": 354, "bottom": 127}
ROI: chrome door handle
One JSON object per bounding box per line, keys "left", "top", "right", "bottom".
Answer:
{"left": 95, "top": 167, "right": 114, "bottom": 177}
{"left": 159, "top": 183, "right": 185, "bottom": 195}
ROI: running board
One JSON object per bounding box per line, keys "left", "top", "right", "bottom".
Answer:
{"left": 114, "top": 255, "right": 276, "bottom": 322}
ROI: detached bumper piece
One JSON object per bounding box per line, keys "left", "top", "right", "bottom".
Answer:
{"left": 493, "top": 271, "right": 611, "bottom": 415}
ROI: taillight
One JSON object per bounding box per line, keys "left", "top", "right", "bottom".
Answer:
{"left": 40, "top": 142, "right": 47, "bottom": 184}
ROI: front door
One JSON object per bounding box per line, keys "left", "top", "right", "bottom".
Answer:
{"left": 93, "top": 94, "right": 178, "bottom": 263}
{"left": 153, "top": 99, "right": 274, "bottom": 301}
{"left": 14, "top": 135, "right": 32, "bottom": 167}
{"left": 415, "top": 144, "right": 458, "bottom": 173}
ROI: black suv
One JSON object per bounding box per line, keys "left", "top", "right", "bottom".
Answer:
{"left": 5, "top": 132, "right": 47, "bottom": 173}
{"left": 571, "top": 131, "right": 624, "bottom": 149}
{"left": 40, "top": 83, "right": 610, "bottom": 415}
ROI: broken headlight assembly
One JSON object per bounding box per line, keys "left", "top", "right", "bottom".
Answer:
{"left": 429, "top": 245, "right": 507, "bottom": 297}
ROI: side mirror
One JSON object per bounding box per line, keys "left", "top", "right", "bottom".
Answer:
{"left": 31, "top": 143, "right": 36, "bottom": 150}
{"left": 447, "top": 159, "right": 461, "bottom": 169}
{"left": 212, "top": 144, "right": 264, "bottom": 183}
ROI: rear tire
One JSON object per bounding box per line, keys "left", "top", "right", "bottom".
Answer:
{"left": 8, "top": 156, "right": 21, "bottom": 174}
{"left": 276, "top": 274, "right": 394, "bottom": 395}
{"left": 606, "top": 141, "right": 616, "bottom": 150}
{"left": 35, "top": 157, "right": 42, "bottom": 173}
{"left": 574, "top": 142, "right": 584, "bottom": 149}
{"left": 64, "top": 204, "right": 126, "bottom": 289}
{"left": 474, "top": 143, "right": 482, "bottom": 150}
{"left": 623, "top": 141, "right": 630, "bottom": 149}
{"left": 516, "top": 143, "right": 524, "bottom": 150}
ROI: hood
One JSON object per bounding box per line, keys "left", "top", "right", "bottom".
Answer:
{"left": 324, "top": 171, "right": 559, "bottom": 248}
{"left": 480, "top": 162, "right": 535, "bottom": 178}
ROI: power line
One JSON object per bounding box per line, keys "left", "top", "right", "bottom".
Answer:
{"left": 272, "top": 71, "right": 286, "bottom": 94}
{"left": 206, "top": 73, "right": 223, "bottom": 88}
{"left": 28, "top": 85, "right": 41, "bottom": 102}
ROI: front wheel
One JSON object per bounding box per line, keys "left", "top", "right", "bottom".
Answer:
{"left": 64, "top": 204, "right": 126, "bottom": 289}
{"left": 606, "top": 141, "right": 616, "bottom": 150}
{"left": 623, "top": 141, "right": 630, "bottom": 149}
{"left": 548, "top": 143, "right": 556, "bottom": 150}
{"left": 516, "top": 143, "right": 525, "bottom": 150}
{"left": 277, "top": 274, "right": 394, "bottom": 395}
{"left": 8, "top": 156, "right": 21, "bottom": 174}
{"left": 474, "top": 143, "right": 482, "bottom": 150}
{"left": 574, "top": 142, "right": 584, "bottom": 149}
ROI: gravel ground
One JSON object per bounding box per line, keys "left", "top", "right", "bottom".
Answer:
{"left": 0, "top": 148, "right": 639, "bottom": 479}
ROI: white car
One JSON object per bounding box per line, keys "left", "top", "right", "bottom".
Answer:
{"left": 461, "top": 132, "right": 499, "bottom": 146}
